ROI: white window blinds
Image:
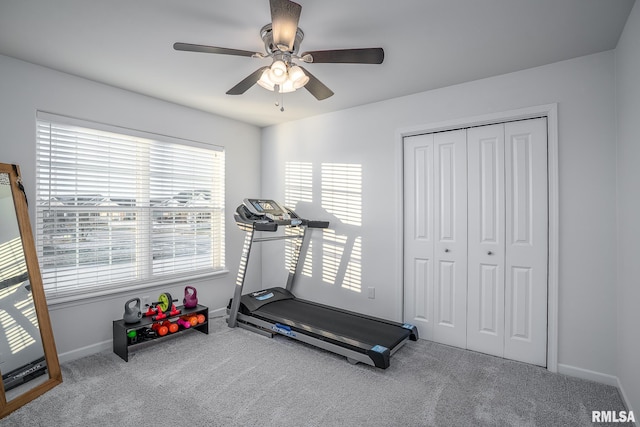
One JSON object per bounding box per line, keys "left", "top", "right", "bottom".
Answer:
{"left": 35, "top": 112, "right": 225, "bottom": 300}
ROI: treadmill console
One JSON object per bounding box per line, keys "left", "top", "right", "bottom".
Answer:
{"left": 243, "top": 198, "right": 291, "bottom": 221}
{"left": 234, "top": 198, "right": 329, "bottom": 232}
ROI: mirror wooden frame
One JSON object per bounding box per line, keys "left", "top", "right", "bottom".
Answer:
{"left": 0, "top": 163, "right": 61, "bottom": 419}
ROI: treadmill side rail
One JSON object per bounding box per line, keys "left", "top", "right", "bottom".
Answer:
{"left": 236, "top": 312, "right": 390, "bottom": 369}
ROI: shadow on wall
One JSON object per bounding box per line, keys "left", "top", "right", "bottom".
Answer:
{"left": 284, "top": 161, "right": 363, "bottom": 294}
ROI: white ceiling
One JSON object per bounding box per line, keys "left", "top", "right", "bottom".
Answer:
{"left": 0, "top": 0, "right": 635, "bottom": 127}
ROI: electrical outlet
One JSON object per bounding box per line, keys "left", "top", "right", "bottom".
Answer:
{"left": 142, "top": 295, "right": 150, "bottom": 307}
{"left": 368, "top": 287, "right": 375, "bottom": 299}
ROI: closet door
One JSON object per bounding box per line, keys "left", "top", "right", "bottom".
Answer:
{"left": 404, "top": 117, "right": 547, "bottom": 366}
{"left": 504, "top": 118, "right": 548, "bottom": 366}
{"left": 403, "top": 130, "right": 467, "bottom": 347}
{"left": 403, "top": 133, "right": 435, "bottom": 340}
{"left": 467, "top": 124, "right": 506, "bottom": 357}
{"left": 432, "top": 130, "right": 467, "bottom": 348}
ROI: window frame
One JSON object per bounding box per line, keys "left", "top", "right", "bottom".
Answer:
{"left": 34, "top": 111, "right": 227, "bottom": 304}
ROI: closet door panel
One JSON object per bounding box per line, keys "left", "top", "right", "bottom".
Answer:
{"left": 403, "top": 134, "right": 435, "bottom": 339}
{"left": 433, "top": 130, "right": 467, "bottom": 348}
{"left": 504, "top": 118, "right": 548, "bottom": 366}
{"left": 467, "top": 124, "right": 505, "bottom": 357}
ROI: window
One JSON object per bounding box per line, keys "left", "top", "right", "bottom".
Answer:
{"left": 35, "top": 112, "right": 225, "bottom": 300}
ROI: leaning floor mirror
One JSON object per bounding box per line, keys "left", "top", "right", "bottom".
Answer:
{"left": 0, "top": 163, "right": 61, "bottom": 419}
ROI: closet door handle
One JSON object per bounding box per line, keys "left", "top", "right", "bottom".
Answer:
{"left": 444, "top": 248, "right": 450, "bottom": 253}
{"left": 487, "top": 251, "right": 494, "bottom": 255}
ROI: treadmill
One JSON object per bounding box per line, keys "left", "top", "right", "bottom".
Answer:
{"left": 227, "top": 198, "right": 418, "bottom": 369}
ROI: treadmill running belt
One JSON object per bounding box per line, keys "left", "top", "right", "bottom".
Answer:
{"left": 252, "top": 298, "right": 410, "bottom": 351}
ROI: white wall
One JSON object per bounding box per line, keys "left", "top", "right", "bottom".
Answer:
{"left": 615, "top": 1, "right": 640, "bottom": 416}
{"left": 0, "top": 54, "right": 262, "bottom": 361}
{"left": 261, "top": 51, "right": 619, "bottom": 380}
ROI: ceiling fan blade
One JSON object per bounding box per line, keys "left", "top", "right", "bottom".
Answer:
{"left": 173, "top": 42, "right": 258, "bottom": 58}
{"left": 270, "top": 0, "right": 301, "bottom": 51}
{"left": 300, "top": 48, "right": 384, "bottom": 64}
{"left": 298, "top": 66, "right": 334, "bottom": 100}
{"left": 226, "top": 67, "right": 269, "bottom": 95}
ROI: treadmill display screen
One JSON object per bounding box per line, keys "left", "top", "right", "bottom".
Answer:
{"left": 244, "top": 198, "right": 289, "bottom": 219}
{"left": 252, "top": 200, "right": 275, "bottom": 213}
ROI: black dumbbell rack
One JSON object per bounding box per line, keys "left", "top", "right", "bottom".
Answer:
{"left": 112, "top": 304, "right": 209, "bottom": 361}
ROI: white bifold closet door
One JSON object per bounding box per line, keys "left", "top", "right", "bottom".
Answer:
{"left": 403, "top": 129, "right": 467, "bottom": 349}
{"left": 404, "top": 117, "right": 548, "bottom": 366}
{"left": 466, "top": 123, "right": 506, "bottom": 358}
{"left": 466, "top": 118, "right": 547, "bottom": 366}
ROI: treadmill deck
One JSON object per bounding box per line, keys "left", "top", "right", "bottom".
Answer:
{"left": 239, "top": 287, "right": 415, "bottom": 353}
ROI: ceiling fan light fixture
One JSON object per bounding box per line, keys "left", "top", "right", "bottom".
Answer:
{"left": 269, "top": 60, "right": 288, "bottom": 84}
{"left": 279, "top": 79, "right": 296, "bottom": 94}
{"left": 288, "top": 65, "right": 309, "bottom": 89}
{"left": 257, "top": 69, "right": 276, "bottom": 91}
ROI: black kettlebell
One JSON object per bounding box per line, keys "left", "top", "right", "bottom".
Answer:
{"left": 123, "top": 298, "right": 142, "bottom": 324}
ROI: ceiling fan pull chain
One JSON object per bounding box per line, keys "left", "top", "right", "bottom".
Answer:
{"left": 273, "top": 85, "right": 285, "bottom": 111}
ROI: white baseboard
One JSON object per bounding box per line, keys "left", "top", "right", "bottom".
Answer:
{"left": 617, "top": 378, "right": 638, "bottom": 427}
{"left": 58, "top": 339, "right": 112, "bottom": 364}
{"left": 557, "top": 364, "right": 637, "bottom": 426}
{"left": 557, "top": 363, "right": 619, "bottom": 387}
{"left": 208, "top": 306, "right": 227, "bottom": 319}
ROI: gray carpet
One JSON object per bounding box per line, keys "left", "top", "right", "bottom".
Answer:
{"left": 1, "top": 317, "right": 628, "bottom": 426}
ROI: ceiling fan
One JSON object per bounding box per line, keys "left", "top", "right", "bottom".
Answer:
{"left": 173, "top": 0, "right": 384, "bottom": 101}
